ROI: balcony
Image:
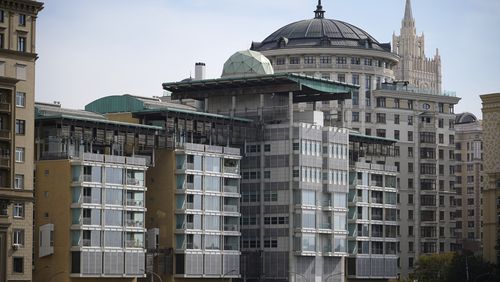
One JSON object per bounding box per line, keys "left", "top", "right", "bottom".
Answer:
{"left": 126, "top": 240, "right": 144, "bottom": 248}
{"left": 82, "top": 239, "right": 91, "bottom": 246}
{"left": 319, "top": 222, "right": 332, "bottom": 229}
{"left": 224, "top": 224, "right": 239, "bottom": 232}
{"left": 0, "top": 129, "right": 10, "bottom": 140}
{"left": 223, "top": 185, "right": 238, "bottom": 194}
{"left": 126, "top": 199, "right": 144, "bottom": 207}
{"left": 0, "top": 102, "right": 10, "bottom": 112}
{"left": 126, "top": 178, "right": 144, "bottom": 186}
{"left": 224, "top": 205, "right": 238, "bottom": 213}
{"left": 82, "top": 217, "right": 91, "bottom": 225}
{"left": 82, "top": 196, "right": 92, "bottom": 204}
{"left": 0, "top": 156, "right": 10, "bottom": 168}
{"left": 126, "top": 219, "right": 144, "bottom": 228}
{"left": 224, "top": 166, "right": 239, "bottom": 174}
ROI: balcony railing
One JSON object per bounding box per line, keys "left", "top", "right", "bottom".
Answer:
{"left": 82, "top": 239, "right": 91, "bottom": 246}
{"left": 223, "top": 185, "right": 238, "bottom": 193}
{"left": 126, "top": 220, "right": 143, "bottom": 227}
{"left": 82, "top": 196, "right": 92, "bottom": 203}
{"left": 0, "top": 103, "right": 10, "bottom": 112}
{"left": 224, "top": 167, "right": 239, "bottom": 174}
{"left": 126, "top": 199, "right": 144, "bottom": 207}
{"left": 126, "top": 240, "right": 143, "bottom": 248}
{"left": 82, "top": 218, "right": 91, "bottom": 225}
{"left": 126, "top": 178, "right": 144, "bottom": 186}
{"left": 0, "top": 157, "right": 10, "bottom": 168}
{"left": 224, "top": 205, "right": 238, "bottom": 213}
{"left": 319, "top": 222, "right": 332, "bottom": 229}
{"left": 224, "top": 224, "right": 239, "bottom": 232}
{"left": 0, "top": 130, "right": 10, "bottom": 139}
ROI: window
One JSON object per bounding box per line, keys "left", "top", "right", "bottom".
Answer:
{"left": 264, "top": 144, "right": 271, "bottom": 152}
{"left": 17, "top": 36, "right": 26, "bottom": 52}
{"left": 352, "top": 74, "right": 360, "bottom": 85}
{"left": 376, "top": 113, "right": 386, "bottom": 124}
{"left": 336, "top": 57, "right": 347, "bottom": 64}
{"left": 19, "top": 14, "right": 26, "bottom": 26}
{"left": 394, "top": 130, "right": 400, "bottom": 140}
{"left": 15, "top": 147, "right": 25, "bottom": 162}
{"left": 376, "top": 129, "right": 386, "bottom": 138}
{"left": 408, "top": 100, "right": 414, "bottom": 109}
{"left": 408, "top": 131, "right": 413, "bottom": 142}
{"left": 14, "top": 175, "right": 24, "bottom": 189}
{"left": 394, "top": 98, "right": 400, "bottom": 108}
{"left": 13, "top": 257, "right": 23, "bottom": 273}
{"left": 352, "top": 112, "right": 359, "bottom": 122}
{"left": 438, "top": 103, "right": 444, "bottom": 113}
{"left": 408, "top": 147, "right": 414, "bottom": 158}
{"left": 13, "top": 229, "right": 24, "bottom": 246}
{"left": 15, "top": 120, "right": 25, "bottom": 135}
{"left": 408, "top": 194, "right": 413, "bottom": 204}
{"left": 264, "top": 171, "right": 271, "bottom": 179}
{"left": 364, "top": 58, "right": 372, "bottom": 66}
{"left": 365, "top": 113, "right": 371, "bottom": 123}
{"left": 352, "top": 91, "right": 359, "bottom": 106}
{"left": 351, "top": 57, "right": 360, "bottom": 65}
{"left": 408, "top": 115, "right": 413, "bottom": 125}
{"left": 394, "top": 114, "right": 400, "bottom": 124}
{"left": 0, "top": 33, "right": 3, "bottom": 49}
{"left": 15, "top": 92, "right": 25, "bottom": 107}
{"left": 13, "top": 203, "right": 24, "bottom": 218}
{"left": 438, "top": 134, "right": 444, "bottom": 144}
{"left": 438, "top": 118, "right": 444, "bottom": 128}
{"left": 319, "top": 56, "right": 331, "bottom": 64}
{"left": 394, "top": 146, "right": 400, "bottom": 156}
{"left": 275, "top": 58, "right": 285, "bottom": 65}
{"left": 289, "top": 57, "right": 300, "bottom": 64}
{"left": 408, "top": 163, "right": 414, "bottom": 173}
{"left": 376, "top": 97, "right": 386, "bottom": 107}
{"left": 408, "top": 179, "right": 413, "bottom": 189}
{"left": 0, "top": 10, "right": 4, "bottom": 23}
{"left": 304, "top": 56, "right": 315, "bottom": 64}
{"left": 337, "top": 74, "right": 345, "bottom": 83}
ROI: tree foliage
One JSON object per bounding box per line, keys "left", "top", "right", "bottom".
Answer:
{"left": 410, "top": 252, "right": 455, "bottom": 282}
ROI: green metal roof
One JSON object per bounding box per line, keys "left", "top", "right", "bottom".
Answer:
{"left": 163, "top": 73, "right": 358, "bottom": 95}
{"left": 36, "top": 114, "right": 163, "bottom": 130}
{"left": 133, "top": 108, "right": 253, "bottom": 123}
{"left": 85, "top": 94, "right": 150, "bottom": 114}
{"left": 349, "top": 131, "right": 398, "bottom": 144}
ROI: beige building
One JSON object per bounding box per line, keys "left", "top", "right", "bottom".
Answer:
{"left": 480, "top": 93, "right": 500, "bottom": 265}
{"left": 0, "top": 1, "right": 43, "bottom": 281}
{"left": 392, "top": 0, "right": 442, "bottom": 95}
{"left": 453, "top": 113, "right": 483, "bottom": 253}
{"left": 33, "top": 102, "right": 160, "bottom": 282}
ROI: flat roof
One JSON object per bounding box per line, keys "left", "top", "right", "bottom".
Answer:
{"left": 36, "top": 114, "right": 163, "bottom": 130}
{"left": 163, "top": 73, "right": 359, "bottom": 102}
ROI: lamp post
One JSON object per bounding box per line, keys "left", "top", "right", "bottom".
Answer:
{"left": 289, "top": 271, "right": 308, "bottom": 282}
{"left": 324, "top": 272, "right": 343, "bottom": 282}
{"left": 140, "top": 268, "right": 163, "bottom": 282}
{"left": 222, "top": 269, "right": 238, "bottom": 282}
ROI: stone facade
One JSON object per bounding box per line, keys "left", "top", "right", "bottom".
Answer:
{"left": 480, "top": 93, "right": 500, "bottom": 265}
{"left": 392, "top": 0, "right": 442, "bottom": 94}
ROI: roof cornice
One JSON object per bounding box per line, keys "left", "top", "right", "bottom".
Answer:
{"left": 0, "top": 0, "right": 44, "bottom": 15}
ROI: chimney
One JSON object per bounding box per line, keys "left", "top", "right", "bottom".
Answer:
{"left": 194, "top": 62, "right": 206, "bottom": 80}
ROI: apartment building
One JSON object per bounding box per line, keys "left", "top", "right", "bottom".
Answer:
{"left": 163, "top": 51, "right": 358, "bottom": 282}
{"left": 347, "top": 133, "right": 399, "bottom": 281}
{"left": 480, "top": 93, "right": 500, "bottom": 265}
{"left": 33, "top": 102, "right": 159, "bottom": 282}
{"left": 453, "top": 112, "right": 483, "bottom": 253}
{"left": 0, "top": 1, "right": 43, "bottom": 281}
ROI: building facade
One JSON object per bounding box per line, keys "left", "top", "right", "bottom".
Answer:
{"left": 453, "top": 113, "right": 483, "bottom": 253}
{"left": 392, "top": 0, "right": 442, "bottom": 94}
{"left": 249, "top": 1, "right": 459, "bottom": 277}
{"left": 0, "top": 1, "right": 43, "bottom": 281}
{"left": 33, "top": 102, "right": 159, "bottom": 282}
{"left": 164, "top": 54, "right": 359, "bottom": 282}
{"left": 480, "top": 93, "right": 500, "bottom": 265}
{"left": 347, "top": 134, "right": 399, "bottom": 280}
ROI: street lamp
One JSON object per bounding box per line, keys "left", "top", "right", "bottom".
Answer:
{"left": 289, "top": 271, "right": 308, "bottom": 282}
{"left": 324, "top": 272, "right": 343, "bottom": 282}
{"left": 140, "top": 268, "right": 163, "bottom": 282}
{"left": 222, "top": 269, "right": 238, "bottom": 282}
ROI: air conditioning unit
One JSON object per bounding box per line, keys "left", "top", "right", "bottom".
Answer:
{"left": 12, "top": 244, "right": 21, "bottom": 250}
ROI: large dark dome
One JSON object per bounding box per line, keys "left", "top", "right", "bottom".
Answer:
{"left": 251, "top": 3, "right": 391, "bottom": 52}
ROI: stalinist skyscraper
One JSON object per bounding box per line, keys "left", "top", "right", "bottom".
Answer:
{"left": 393, "top": 0, "right": 442, "bottom": 94}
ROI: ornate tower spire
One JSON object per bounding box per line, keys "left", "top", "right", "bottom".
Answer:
{"left": 314, "top": 0, "right": 325, "bottom": 19}
{"left": 402, "top": 0, "right": 415, "bottom": 28}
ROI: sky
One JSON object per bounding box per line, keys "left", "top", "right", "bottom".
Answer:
{"left": 36, "top": 0, "right": 500, "bottom": 117}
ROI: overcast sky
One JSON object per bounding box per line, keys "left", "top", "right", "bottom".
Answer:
{"left": 36, "top": 0, "right": 500, "bottom": 117}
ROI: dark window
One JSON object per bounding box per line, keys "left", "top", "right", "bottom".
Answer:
{"left": 15, "top": 119, "right": 25, "bottom": 135}
{"left": 365, "top": 113, "right": 371, "bottom": 123}
{"left": 0, "top": 33, "right": 3, "bottom": 49}
{"left": 352, "top": 112, "right": 359, "bottom": 122}
{"left": 71, "top": 252, "right": 81, "bottom": 273}
{"left": 394, "top": 114, "right": 400, "bottom": 124}
{"left": 352, "top": 91, "right": 359, "bottom": 106}
{"left": 13, "top": 257, "right": 23, "bottom": 273}
{"left": 0, "top": 10, "right": 4, "bottom": 23}
{"left": 289, "top": 57, "right": 300, "bottom": 64}
{"left": 19, "top": 14, "right": 26, "bottom": 26}
{"left": 175, "top": 254, "right": 185, "bottom": 274}
{"left": 351, "top": 57, "right": 360, "bottom": 65}
{"left": 336, "top": 57, "right": 347, "bottom": 64}
{"left": 376, "top": 97, "right": 386, "bottom": 108}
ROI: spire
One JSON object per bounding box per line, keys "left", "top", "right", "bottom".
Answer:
{"left": 404, "top": 0, "right": 413, "bottom": 21}
{"left": 314, "top": 0, "right": 325, "bottom": 19}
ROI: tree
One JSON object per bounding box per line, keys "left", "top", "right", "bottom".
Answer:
{"left": 446, "top": 252, "right": 498, "bottom": 282}
{"left": 410, "top": 252, "right": 454, "bottom": 282}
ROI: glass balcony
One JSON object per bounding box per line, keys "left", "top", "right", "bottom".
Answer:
{"left": 126, "top": 239, "right": 144, "bottom": 248}
{"left": 224, "top": 224, "right": 239, "bottom": 232}
{"left": 224, "top": 205, "right": 238, "bottom": 213}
